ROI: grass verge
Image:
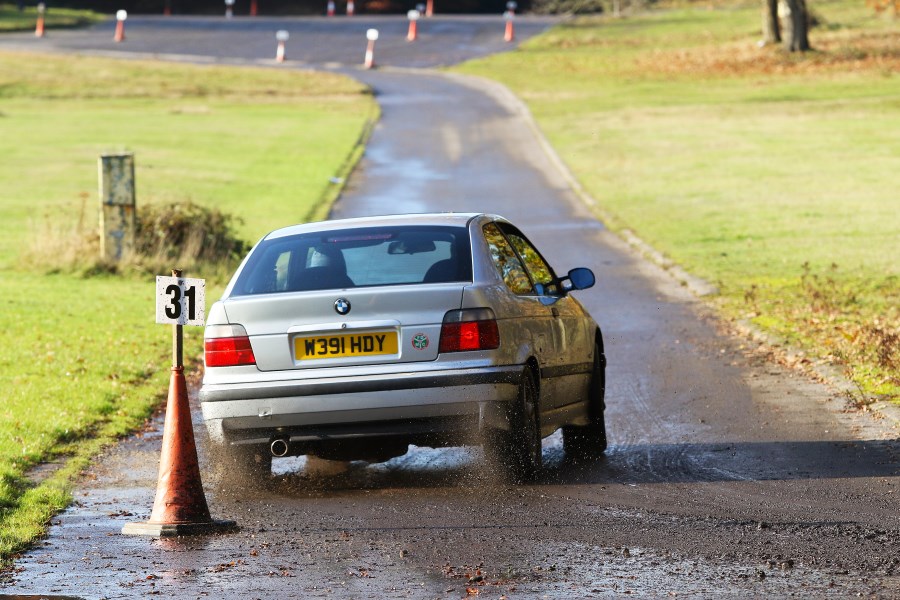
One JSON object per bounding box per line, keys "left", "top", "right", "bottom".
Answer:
{"left": 0, "top": 3, "right": 105, "bottom": 32}
{"left": 454, "top": 0, "right": 900, "bottom": 402}
{"left": 0, "top": 50, "right": 375, "bottom": 561}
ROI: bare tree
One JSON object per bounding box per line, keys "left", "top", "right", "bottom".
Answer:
{"left": 783, "top": 0, "right": 811, "bottom": 52}
{"left": 761, "top": 0, "right": 781, "bottom": 44}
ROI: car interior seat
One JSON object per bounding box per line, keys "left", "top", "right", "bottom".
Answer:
{"left": 289, "top": 246, "right": 354, "bottom": 291}
{"left": 423, "top": 258, "right": 459, "bottom": 283}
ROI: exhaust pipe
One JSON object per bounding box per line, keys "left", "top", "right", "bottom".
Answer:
{"left": 270, "top": 437, "right": 289, "bottom": 457}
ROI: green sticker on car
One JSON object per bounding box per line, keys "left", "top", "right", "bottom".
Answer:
{"left": 412, "top": 333, "right": 429, "bottom": 350}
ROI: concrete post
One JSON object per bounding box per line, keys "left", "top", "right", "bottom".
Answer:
{"left": 98, "top": 153, "right": 136, "bottom": 262}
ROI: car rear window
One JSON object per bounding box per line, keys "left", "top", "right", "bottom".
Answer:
{"left": 231, "top": 225, "right": 473, "bottom": 296}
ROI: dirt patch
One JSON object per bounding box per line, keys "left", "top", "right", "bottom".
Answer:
{"left": 634, "top": 31, "right": 900, "bottom": 77}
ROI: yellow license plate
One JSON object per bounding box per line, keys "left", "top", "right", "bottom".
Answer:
{"left": 295, "top": 331, "right": 399, "bottom": 360}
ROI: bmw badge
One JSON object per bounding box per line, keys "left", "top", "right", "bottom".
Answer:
{"left": 334, "top": 298, "right": 351, "bottom": 315}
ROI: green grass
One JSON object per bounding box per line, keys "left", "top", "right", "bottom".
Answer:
{"left": 455, "top": 0, "right": 900, "bottom": 400}
{"left": 0, "top": 273, "right": 184, "bottom": 557}
{"left": 0, "top": 51, "right": 375, "bottom": 560}
{"left": 0, "top": 3, "right": 105, "bottom": 32}
{"left": 0, "top": 51, "right": 375, "bottom": 265}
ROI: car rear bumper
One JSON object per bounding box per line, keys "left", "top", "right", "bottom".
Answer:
{"left": 199, "top": 365, "right": 523, "bottom": 444}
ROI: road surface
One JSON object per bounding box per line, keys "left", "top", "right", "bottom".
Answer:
{"left": 0, "top": 15, "right": 897, "bottom": 599}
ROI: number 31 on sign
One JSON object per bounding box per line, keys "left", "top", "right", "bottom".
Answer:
{"left": 156, "top": 276, "right": 205, "bottom": 326}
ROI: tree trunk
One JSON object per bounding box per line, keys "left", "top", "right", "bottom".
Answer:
{"left": 762, "top": 0, "right": 781, "bottom": 44}
{"left": 784, "top": 0, "right": 811, "bottom": 52}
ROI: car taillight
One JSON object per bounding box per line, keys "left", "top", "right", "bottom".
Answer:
{"left": 205, "top": 324, "right": 256, "bottom": 367}
{"left": 439, "top": 308, "right": 500, "bottom": 353}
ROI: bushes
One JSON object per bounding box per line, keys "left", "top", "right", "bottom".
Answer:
{"left": 135, "top": 201, "right": 250, "bottom": 270}
{"left": 27, "top": 200, "right": 250, "bottom": 279}
{"left": 531, "top": 0, "right": 605, "bottom": 14}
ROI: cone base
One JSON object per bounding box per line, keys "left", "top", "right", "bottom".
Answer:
{"left": 122, "top": 518, "right": 238, "bottom": 537}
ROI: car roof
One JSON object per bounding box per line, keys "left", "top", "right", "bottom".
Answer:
{"left": 263, "top": 213, "right": 494, "bottom": 240}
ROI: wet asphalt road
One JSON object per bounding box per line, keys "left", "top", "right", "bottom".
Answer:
{"left": 2, "top": 16, "right": 899, "bottom": 600}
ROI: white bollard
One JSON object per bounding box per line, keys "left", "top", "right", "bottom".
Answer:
{"left": 503, "top": 9, "right": 514, "bottom": 42}
{"left": 275, "top": 29, "right": 289, "bottom": 62}
{"left": 35, "top": 2, "right": 46, "bottom": 37}
{"left": 364, "top": 28, "right": 378, "bottom": 69}
{"left": 114, "top": 9, "right": 127, "bottom": 42}
{"left": 407, "top": 9, "right": 419, "bottom": 42}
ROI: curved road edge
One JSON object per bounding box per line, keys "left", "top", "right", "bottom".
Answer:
{"left": 422, "top": 67, "right": 898, "bottom": 427}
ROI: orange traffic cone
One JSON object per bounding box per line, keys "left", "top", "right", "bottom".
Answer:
{"left": 122, "top": 367, "right": 237, "bottom": 536}
{"left": 407, "top": 17, "right": 417, "bottom": 41}
{"left": 113, "top": 19, "right": 125, "bottom": 42}
{"left": 347, "top": 0, "right": 354, "bottom": 15}
{"left": 364, "top": 39, "right": 375, "bottom": 68}
{"left": 34, "top": 9, "right": 45, "bottom": 37}
{"left": 250, "top": 0, "right": 258, "bottom": 16}
{"left": 504, "top": 17, "right": 514, "bottom": 42}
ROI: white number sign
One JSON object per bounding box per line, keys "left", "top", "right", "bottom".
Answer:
{"left": 155, "top": 276, "right": 205, "bottom": 326}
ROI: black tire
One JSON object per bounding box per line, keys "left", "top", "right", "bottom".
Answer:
{"left": 562, "top": 342, "right": 607, "bottom": 461}
{"left": 486, "top": 369, "right": 542, "bottom": 484}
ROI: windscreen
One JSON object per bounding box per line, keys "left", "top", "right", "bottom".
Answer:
{"left": 231, "top": 225, "right": 473, "bottom": 296}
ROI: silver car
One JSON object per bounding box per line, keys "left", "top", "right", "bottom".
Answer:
{"left": 200, "top": 213, "right": 606, "bottom": 483}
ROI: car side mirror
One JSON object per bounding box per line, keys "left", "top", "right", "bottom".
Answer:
{"left": 561, "top": 267, "right": 595, "bottom": 292}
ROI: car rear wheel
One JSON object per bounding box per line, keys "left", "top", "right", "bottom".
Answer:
{"left": 562, "top": 342, "right": 607, "bottom": 461}
{"left": 486, "top": 369, "right": 542, "bottom": 483}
